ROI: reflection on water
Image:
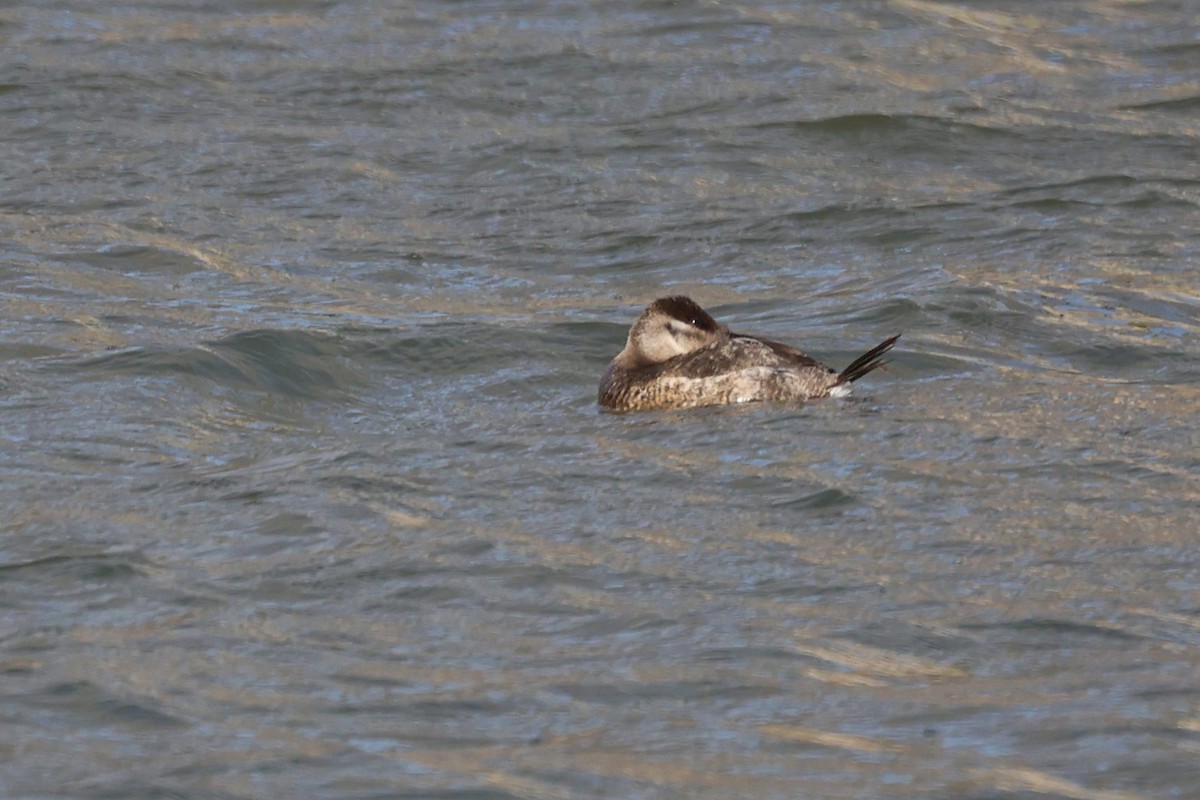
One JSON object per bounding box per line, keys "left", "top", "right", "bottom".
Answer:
{"left": 2, "top": 1, "right": 1199, "bottom": 798}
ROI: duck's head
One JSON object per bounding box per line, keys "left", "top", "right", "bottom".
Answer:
{"left": 617, "top": 296, "right": 727, "bottom": 368}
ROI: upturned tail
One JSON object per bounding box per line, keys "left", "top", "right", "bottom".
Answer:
{"left": 836, "top": 334, "right": 901, "bottom": 386}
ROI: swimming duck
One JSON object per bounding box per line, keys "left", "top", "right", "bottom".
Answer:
{"left": 599, "top": 296, "right": 899, "bottom": 412}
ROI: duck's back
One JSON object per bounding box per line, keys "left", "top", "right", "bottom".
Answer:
{"left": 599, "top": 337, "right": 839, "bottom": 411}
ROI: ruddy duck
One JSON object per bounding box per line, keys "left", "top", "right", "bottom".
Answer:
{"left": 599, "top": 296, "right": 899, "bottom": 412}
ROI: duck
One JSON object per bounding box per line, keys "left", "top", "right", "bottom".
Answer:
{"left": 598, "top": 296, "right": 899, "bottom": 412}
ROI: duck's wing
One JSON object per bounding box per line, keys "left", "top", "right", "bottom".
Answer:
{"left": 729, "top": 333, "right": 832, "bottom": 372}
{"left": 653, "top": 335, "right": 831, "bottom": 377}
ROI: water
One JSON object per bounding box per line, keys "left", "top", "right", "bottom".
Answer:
{"left": 3, "top": 1, "right": 1200, "bottom": 798}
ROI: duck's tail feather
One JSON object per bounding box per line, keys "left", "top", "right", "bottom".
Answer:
{"left": 836, "top": 334, "right": 901, "bottom": 386}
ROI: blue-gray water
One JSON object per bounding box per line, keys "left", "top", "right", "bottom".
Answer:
{"left": 3, "top": 2, "right": 1200, "bottom": 798}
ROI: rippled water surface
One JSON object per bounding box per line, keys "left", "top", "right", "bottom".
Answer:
{"left": 3, "top": 1, "right": 1200, "bottom": 798}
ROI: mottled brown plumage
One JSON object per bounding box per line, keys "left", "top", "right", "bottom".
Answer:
{"left": 599, "top": 296, "right": 899, "bottom": 412}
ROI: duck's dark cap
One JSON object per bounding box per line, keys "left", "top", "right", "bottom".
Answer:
{"left": 648, "top": 296, "right": 721, "bottom": 332}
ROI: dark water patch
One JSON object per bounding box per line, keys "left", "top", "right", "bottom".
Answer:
{"left": 56, "top": 243, "right": 208, "bottom": 277}
{"left": 25, "top": 680, "right": 184, "bottom": 729}
{"left": 0, "top": 658, "right": 37, "bottom": 676}
{"left": 757, "top": 112, "right": 910, "bottom": 134}
{"left": 365, "top": 323, "right": 533, "bottom": 377}
{"left": 93, "top": 698, "right": 186, "bottom": 729}
{"left": 1109, "top": 187, "right": 1200, "bottom": 210}
{"left": 743, "top": 203, "right": 909, "bottom": 236}
{"left": 87, "top": 783, "right": 243, "bottom": 800}
{"left": 1096, "top": 286, "right": 1200, "bottom": 333}
{"left": 480, "top": 366, "right": 592, "bottom": 408}
{"left": 494, "top": 564, "right": 611, "bottom": 597}
{"left": 735, "top": 579, "right": 877, "bottom": 600}
{"left": 351, "top": 562, "right": 481, "bottom": 587}
{"left": 1020, "top": 722, "right": 1197, "bottom": 750}
{"left": 1120, "top": 95, "right": 1200, "bottom": 113}
{"left": 542, "top": 320, "right": 626, "bottom": 365}
{"left": 548, "top": 611, "right": 676, "bottom": 640}
{"left": 334, "top": 256, "right": 423, "bottom": 285}
{"left": 844, "top": 622, "right": 979, "bottom": 661}
{"left": 962, "top": 618, "right": 1145, "bottom": 643}
{"left": 0, "top": 553, "right": 78, "bottom": 576}
{"left": 1002, "top": 173, "right": 1140, "bottom": 197}
{"left": 1018, "top": 327, "right": 1198, "bottom": 380}
{"left": 164, "top": 474, "right": 242, "bottom": 494}
{"left": 378, "top": 583, "right": 470, "bottom": 609}
{"left": 492, "top": 601, "right": 607, "bottom": 625}
{"left": 1057, "top": 342, "right": 1168, "bottom": 373}
{"left": 1138, "top": 38, "right": 1200, "bottom": 59}
{"left": 824, "top": 296, "right": 925, "bottom": 331}
{"left": 316, "top": 473, "right": 436, "bottom": 500}
{"left": 699, "top": 645, "right": 808, "bottom": 663}
{"left": 917, "top": 287, "right": 1160, "bottom": 375}
{"left": 771, "top": 487, "right": 857, "bottom": 512}
{"left": 255, "top": 512, "right": 324, "bottom": 538}
{"left": 744, "top": 210, "right": 976, "bottom": 261}
{"left": 66, "top": 328, "right": 365, "bottom": 401}
{"left": 376, "top": 790, "right": 523, "bottom": 800}
{"left": 931, "top": 288, "right": 1045, "bottom": 337}
{"left": 551, "top": 678, "right": 775, "bottom": 705}
{"left": 399, "top": 697, "right": 518, "bottom": 721}
{"left": 1000, "top": 175, "right": 1200, "bottom": 214}
{"left": 923, "top": 539, "right": 1019, "bottom": 559}
{"left": 0, "top": 551, "right": 149, "bottom": 584}
{"left": 0, "top": 342, "right": 69, "bottom": 361}
{"left": 755, "top": 112, "right": 1018, "bottom": 156}
{"left": 1133, "top": 684, "right": 1200, "bottom": 701}
{"left": 885, "top": 348, "right": 972, "bottom": 380}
